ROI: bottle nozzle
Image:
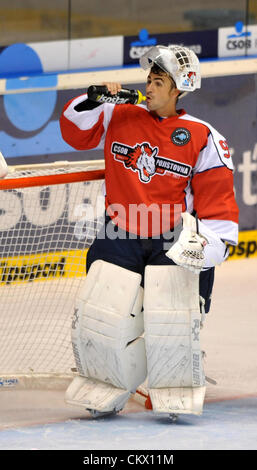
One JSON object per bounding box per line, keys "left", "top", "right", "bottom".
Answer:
{"left": 136, "top": 90, "right": 146, "bottom": 105}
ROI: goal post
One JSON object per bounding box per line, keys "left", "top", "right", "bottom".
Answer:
{"left": 0, "top": 160, "right": 105, "bottom": 390}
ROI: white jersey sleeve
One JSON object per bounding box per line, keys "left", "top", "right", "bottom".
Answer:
{"left": 182, "top": 113, "right": 238, "bottom": 247}
{"left": 60, "top": 93, "right": 115, "bottom": 150}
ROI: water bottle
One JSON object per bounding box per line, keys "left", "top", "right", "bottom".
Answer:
{"left": 87, "top": 85, "right": 145, "bottom": 105}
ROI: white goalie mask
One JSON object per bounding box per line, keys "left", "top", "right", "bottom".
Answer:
{"left": 139, "top": 45, "right": 201, "bottom": 93}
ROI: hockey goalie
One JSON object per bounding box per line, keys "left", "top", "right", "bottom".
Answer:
{"left": 60, "top": 44, "right": 239, "bottom": 418}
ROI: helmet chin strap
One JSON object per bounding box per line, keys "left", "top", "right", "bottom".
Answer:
{"left": 178, "top": 91, "right": 189, "bottom": 99}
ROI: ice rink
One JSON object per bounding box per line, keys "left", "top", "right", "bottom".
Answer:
{"left": 0, "top": 257, "right": 256, "bottom": 450}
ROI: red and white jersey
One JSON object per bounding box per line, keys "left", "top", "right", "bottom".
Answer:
{"left": 60, "top": 94, "right": 239, "bottom": 244}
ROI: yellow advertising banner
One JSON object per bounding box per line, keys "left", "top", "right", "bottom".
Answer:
{"left": 227, "top": 230, "right": 257, "bottom": 260}
{"left": 0, "top": 229, "right": 256, "bottom": 286}
{"left": 0, "top": 249, "right": 88, "bottom": 286}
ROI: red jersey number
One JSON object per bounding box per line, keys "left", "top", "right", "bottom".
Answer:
{"left": 219, "top": 140, "right": 230, "bottom": 158}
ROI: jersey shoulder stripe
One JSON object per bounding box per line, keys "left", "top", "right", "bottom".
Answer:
{"left": 181, "top": 113, "right": 234, "bottom": 171}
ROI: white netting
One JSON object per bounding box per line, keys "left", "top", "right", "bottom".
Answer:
{"left": 0, "top": 161, "right": 105, "bottom": 383}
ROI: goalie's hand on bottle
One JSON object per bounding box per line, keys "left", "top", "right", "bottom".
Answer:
{"left": 102, "top": 82, "right": 122, "bottom": 95}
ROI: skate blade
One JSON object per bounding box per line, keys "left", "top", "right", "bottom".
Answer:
{"left": 169, "top": 413, "right": 179, "bottom": 423}
{"left": 86, "top": 407, "right": 121, "bottom": 418}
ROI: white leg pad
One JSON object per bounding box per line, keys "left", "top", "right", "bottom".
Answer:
{"left": 66, "top": 260, "right": 147, "bottom": 412}
{"left": 144, "top": 265, "right": 205, "bottom": 414}
{"left": 65, "top": 376, "right": 130, "bottom": 413}
{"left": 149, "top": 387, "right": 206, "bottom": 415}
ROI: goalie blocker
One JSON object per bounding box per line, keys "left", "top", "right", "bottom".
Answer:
{"left": 66, "top": 260, "right": 206, "bottom": 416}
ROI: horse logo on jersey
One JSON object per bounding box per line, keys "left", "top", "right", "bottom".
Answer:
{"left": 112, "top": 142, "right": 157, "bottom": 183}
{"left": 124, "top": 143, "right": 157, "bottom": 183}
{"left": 111, "top": 141, "right": 192, "bottom": 183}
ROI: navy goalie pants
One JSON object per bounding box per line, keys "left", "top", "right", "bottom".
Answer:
{"left": 86, "top": 215, "right": 215, "bottom": 313}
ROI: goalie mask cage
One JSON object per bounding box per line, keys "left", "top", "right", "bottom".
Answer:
{"left": 0, "top": 160, "right": 105, "bottom": 390}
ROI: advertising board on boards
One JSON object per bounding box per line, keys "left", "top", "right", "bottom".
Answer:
{"left": 123, "top": 28, "right": 218, "bottom": 65}
{"left": 218, "top": 21, "right": 257, "bottom": 57}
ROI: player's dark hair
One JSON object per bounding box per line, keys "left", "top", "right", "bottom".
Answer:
{"left": 150, "top": 63, "right": 179, "bottom": 104}
{"left": 150, "top": 64, "right": 176, "bottom": 90}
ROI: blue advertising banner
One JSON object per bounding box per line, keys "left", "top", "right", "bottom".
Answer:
{"left": 0, "top": 83, "right": 101, "bottom": 165}
{"left": 123, "top": 28, "right": 218, "bottom": 65}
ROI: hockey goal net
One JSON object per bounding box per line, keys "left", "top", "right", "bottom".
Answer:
{"left": 0, "top": 160, "right": 105, "bottom": 389}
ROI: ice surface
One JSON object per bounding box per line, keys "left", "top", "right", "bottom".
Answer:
{"left": 0, "top": 257, "right": 256, "bottom": 450}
